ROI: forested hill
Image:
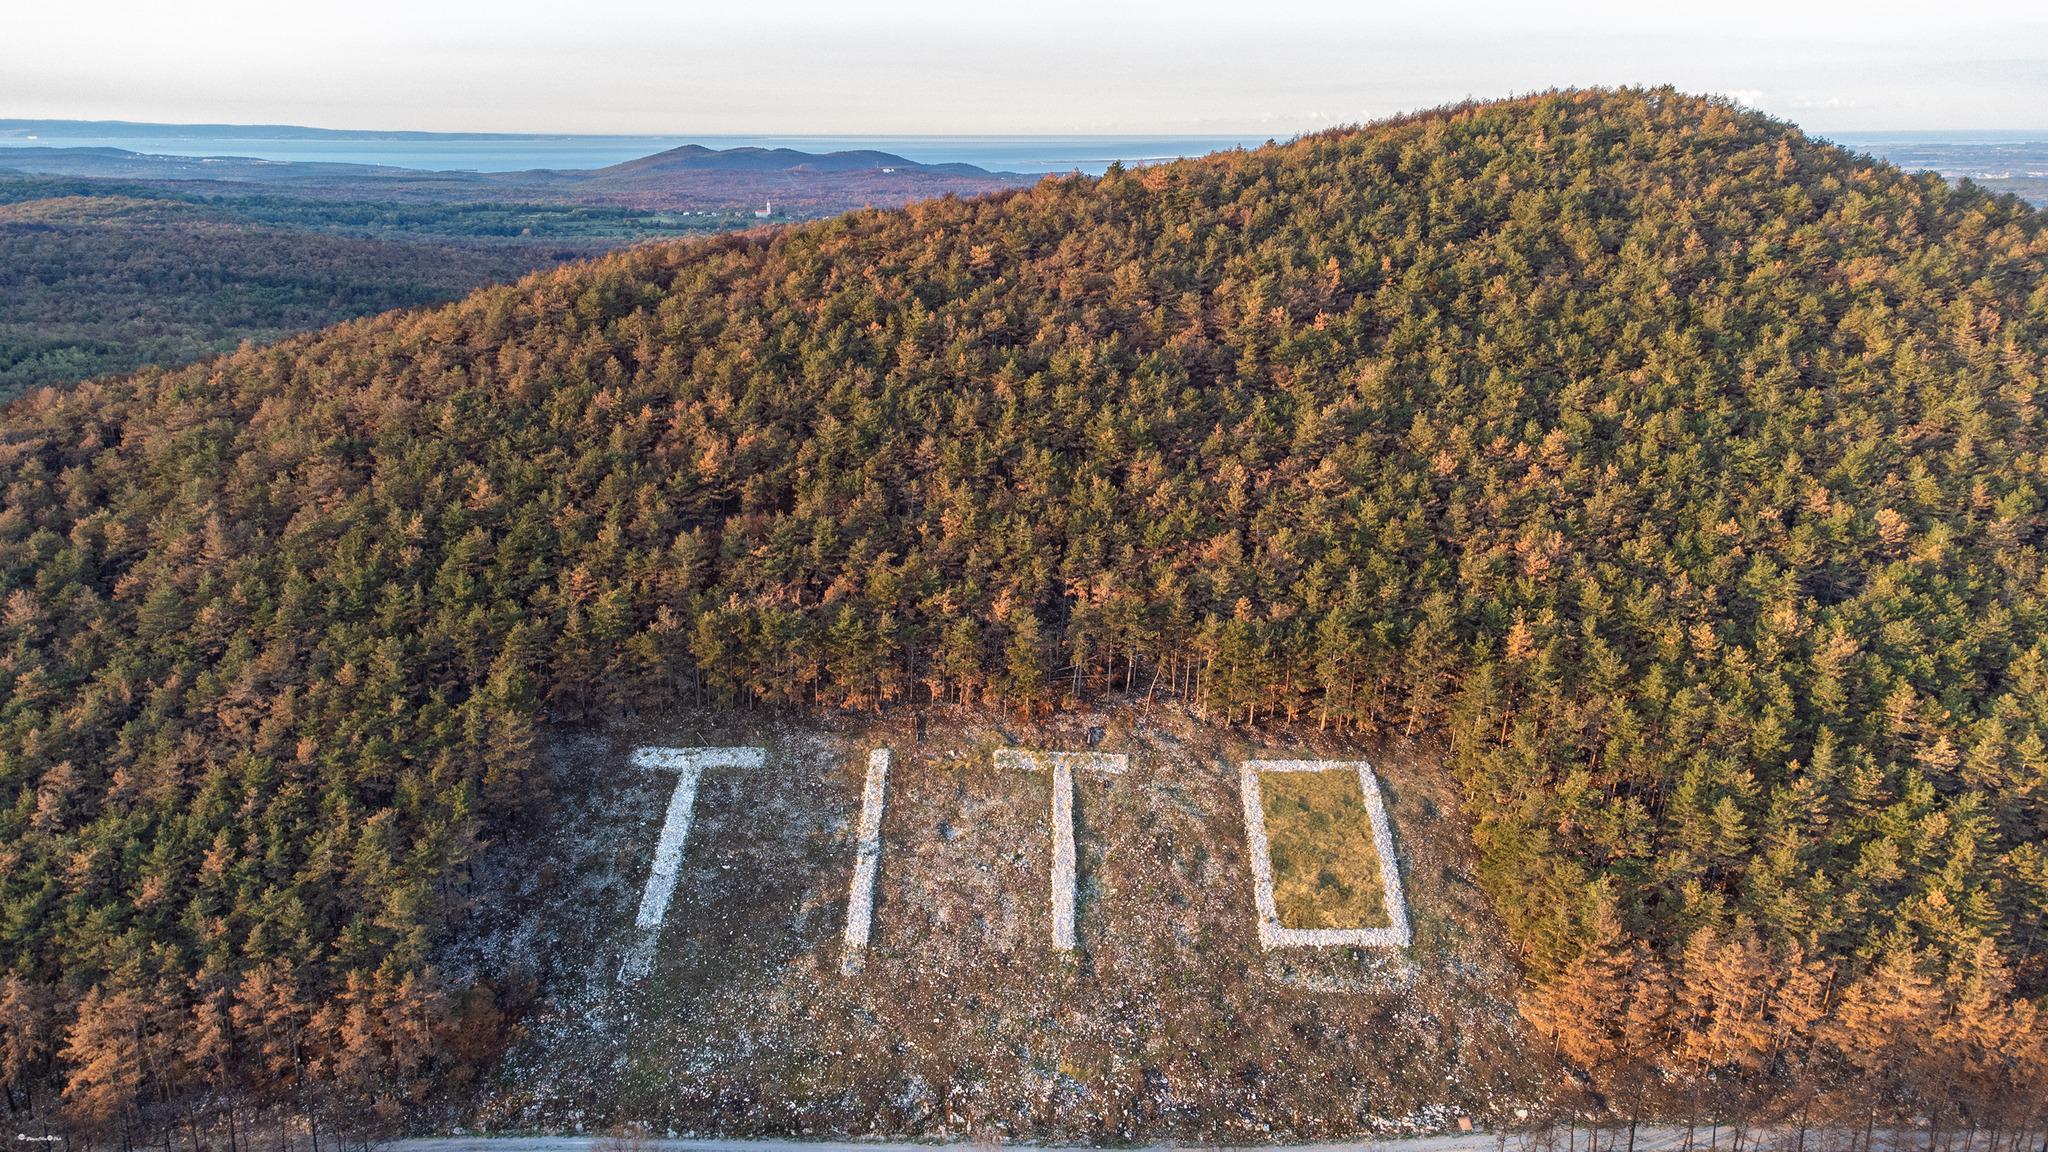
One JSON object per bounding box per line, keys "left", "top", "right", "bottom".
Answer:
{"left": 3, "top": 88, "right": 2047, "bottom": 1130}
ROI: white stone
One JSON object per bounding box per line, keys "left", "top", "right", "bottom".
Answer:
{"left": 629, "top": 746, "right": 766, "bottom": 772}
{"left": 617, "top": 746, "right": 768, "bottom": 981}
{"left": 998, "top": 748, "right": 1127, "bottom": 950}
{"left": 1238, "top": 759, "right": 1412, "bottom": 950}
{"left": 990, "top": 749, "right": 1129, "bottom": 774}
{"left": 840, "top": 748, "right": 891, "bottom": 974}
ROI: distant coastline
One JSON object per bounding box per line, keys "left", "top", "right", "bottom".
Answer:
{"left": 7, "top": 120, "right": 2046, "bottom": 197}
{"left": 0, "top": 120, "right": 1273, "bottom": 175}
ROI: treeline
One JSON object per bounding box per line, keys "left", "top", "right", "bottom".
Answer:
{"left": 1, "top": 88, "right": 2045, "bottom": 1136}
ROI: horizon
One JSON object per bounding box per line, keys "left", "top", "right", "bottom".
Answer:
{"left": 8, "top": 113, "right": 2048, "bottom": 141}
{"left": 10, "top": 109, "right": 2048, "bottom": 190}
{"left": 7, "top": 111, "right": 2047, "bottom": 183}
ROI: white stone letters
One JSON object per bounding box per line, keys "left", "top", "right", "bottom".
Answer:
{"left": 617, "top": 746, "right": 768, "bottom": 982}
{"left": 1238, "top": 759, "right": 1411, "bottom": 950}
{"left": 840, "top": 748, "right": 891, "bottom": 974}
{"left": 996, "top": 748, "right": 1129, "bottom": 950}
{"left": 613, "top": 739, "right": 1409, "bottom": 981}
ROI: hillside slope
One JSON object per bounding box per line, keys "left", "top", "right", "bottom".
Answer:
{"left": 2, "top": 88, "right": 2046, "bottom": 1134}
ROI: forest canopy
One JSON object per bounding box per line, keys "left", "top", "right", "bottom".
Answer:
{"left": 1, "top": 88, "right": 2045, "bottom": 1133}
{"left": 0, "top": 179, "right": 737, "bottom": 395}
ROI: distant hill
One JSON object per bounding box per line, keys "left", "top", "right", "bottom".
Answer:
{"left": 2, "top": 88, "right": 2046, "bottom": 1140}
{"left": 0, "top": 141, "right": 1033, "bottom": 210}
{"left": 592, "top": 142, "right": 1001, "bottom": 178}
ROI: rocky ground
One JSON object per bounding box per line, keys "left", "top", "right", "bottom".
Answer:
{"left": 441, "top": 702, "right": 1538, "bottom": 1142}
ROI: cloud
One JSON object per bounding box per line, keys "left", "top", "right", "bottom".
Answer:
{"left": 1784, "top": 95, "right": 1855, "bottom": 110}
{"left": 1725, "top": 89, "right": 1768, "bottom": 109}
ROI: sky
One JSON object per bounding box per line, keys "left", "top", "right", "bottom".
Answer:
{"left": 4, "top": 0, "right": 2046, "bottom": 135}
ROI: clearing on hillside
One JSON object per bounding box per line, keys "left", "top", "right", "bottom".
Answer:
{"left": 445, "top": 704, "right": 1532, "bottom": 1142}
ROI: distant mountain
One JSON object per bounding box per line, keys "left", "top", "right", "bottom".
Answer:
{"left": 592, "top": 143, "right": 1002, "bottom": 178}
{"left": 0, "top": 141, "right": 1035, "bottom": 212}
{"left": 0, "top": 141, "right": 1014, "bottom": 180}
